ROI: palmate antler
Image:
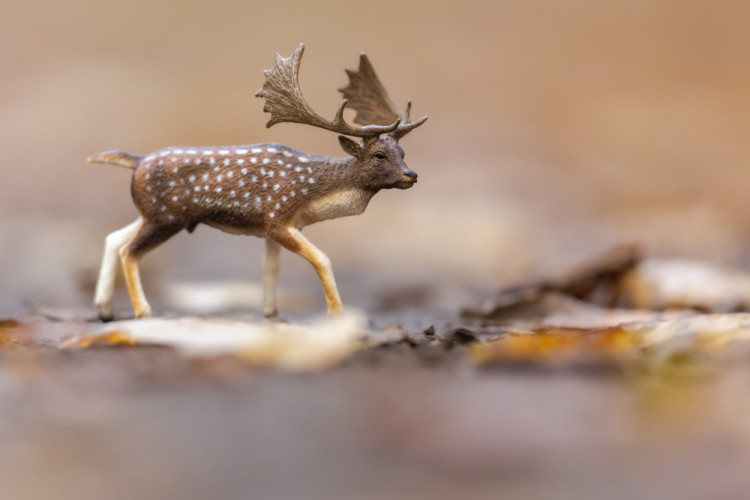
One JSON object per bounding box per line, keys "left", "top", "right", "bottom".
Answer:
{"left": 339, "top": 53, "right": 427, "bottom": 140}
{"left": 255, "top": 44, "right": 401, "bottom": 138}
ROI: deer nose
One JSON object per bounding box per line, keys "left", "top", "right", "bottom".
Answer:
{"left": 404, "top": 169, "right": 418, "bottom": 181}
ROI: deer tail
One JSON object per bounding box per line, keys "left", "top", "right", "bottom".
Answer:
{"left": 86, "top": 150, "right": 144, "bottom": 170}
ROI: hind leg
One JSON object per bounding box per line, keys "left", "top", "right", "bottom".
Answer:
{"left": 94, "top": 218, "right": 143, "bottom": 321}
{"left": 119, "top": 222, "right": 182, "bottom": 319}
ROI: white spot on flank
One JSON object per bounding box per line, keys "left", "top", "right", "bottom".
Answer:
{"left": 209, "top": 158, "right": 215, "bottom": 165}
{"left": 295, "top": 166, "right": 302, "bottom": 172}
{"left": 302, "top": 188, "right": 308, "bottom": 195}
{"left": 251, "top": 148, "right": 262, "bottom": 154}
{"left": 300, "top": 175, "right": 305, "bottom": 181}
{"left": 194, "top": 186, "right": 200, "bottom": 192}
{"left": 250, "top": 157, "right": 257, "bottom": 164}
{"left": 223, "top": 158, "right": 230, "bottom": 166}
{"left": 145, "top": 173, "right": 151, "bottom": 179}
{"left": 269, "top": 212, "right": 275, "bottom": 218}
{"left": 241, "top": 167, "right": 248, "bottom": 174}
{"left": 146, "top": 185, "right": 152, "bottom": 192}
{"left": 260, "top": 168, "right": 266, "bottom": 175}
{"left": 219, "top": 149, "right": 230, "bottom": 155}
{"left": 286, "top": 163, "right": 292, "bottom": 168}
{"left": 171, "top": 157, "right": 178, "bottom": 163}
{"left": 244, "top": 192, "right": 250, "bottom": 198}
{"left": 238, "top": 180, "right": 245, "bottom": 187}
{"left": 158, "top": 160, "right": 163, "bottom": 166}
{"left": 185, "top": 189, "right": 190, "bottom": 195}
{"left": 152, "top": 198, "right": 157, "bottom": 203}
{"left": 273, "top": 184, "right": 280, "bottom": 191}
{"left": 251, "top": 176, "right": 258, "bottom": 182}
{"left": 291, "top": 179, "right": 296, "bottom": 185}
{"left": 172, "top": 196, "right": 178, "bottom": 201}
{"left": 308, "top": 178, "right": 315, "bottom": 184}
{"left": 159, "top": 151, "right": 170, "bottom": 157}
{"left": 267, "top": 147, "right": 277, "bottom": 153}
{"left": 283, "top": 151, "right": 292, "bottom": 157}
{"left": 216, "top": 187, "right": 222, "bottom": 193}
{"left": 193, "top": 197, "right": 199, "bottom": 203}
{"left": 227, "top": 170, "right": 233, "bottom": 178}
{"left": 307, "top": 167, "right": 312, "bottom": 173}
{"left": 298, "top": 156, "right": 309, "bottom": 163}
{"left": 187, "top": 150, "right": 198, "bottom": 155}
{"left": 230, "top": 190, "right": 235, "bottom": 197}
{"left": 262, "top": 158, "right": 270, "bottom": 164}
{"left": 267, "top": 195, "right": 272, "bottom": 202}
{"left": 262, "top": 182, "right": 268, "bottom": 188}
{"left": 214, "top": 166, "right": 220, "bottom": 172}
{"left": 189, "top": 175, "right": 196, "bottom": 182}
{"left": 173, "top": 167, "right": 179, "bottom": 173}
{"left": 236, "top": 149, "right": 248, "bottom": 154}
{"left": 290, "top": 191, "right": 295, "bottom": 197}
{"left": 275, "top": 203, "right": 280, "bottom": 209}
{"left": 202, "top": 173, "right": 209, "bottom": 181}
{"left": 194, "top": 158, "right": 201, "bottom": 165}
{"left": 277, "top": 159, "right": 283, "bottom": 165}
{"left": 160, "top": 205, "right": 167, "bottom": 211}
{"left": 169, "top": 181, "right": 176, "bottom": 187}
{"left": 282, "top": 195, "right": 287, "bottom": 202}
{"left": 268, "top": 171, "right": 275, "bottom": 177}
{"left": 280, "top": 171, "right": 286, "bottom": 177}
{"left": 217, "top": 175, "right": 223, "bottom": 182}
{"left": 168, "top": 215, "right": 174, "bottom": 220}
{"left": 236, "top": 159, "right": 244, "bottom": 165}
{"left": 173, "top": 149, "right": 184, "bottom": 154}
{"left": 184, "top": 157, "right": 190, "bottom": 163}
{"left": 204, "top": 185, "right": 209, "bottom": 191}
{"left": 202, "top": 150, "right": 213, "bottom": 155}
{"left": 206, "top": 198, "right": 212, "bottom": 203}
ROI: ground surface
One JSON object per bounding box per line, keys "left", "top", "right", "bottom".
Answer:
{"left": 3, "top": 278, "right": 750, "bottom": 500}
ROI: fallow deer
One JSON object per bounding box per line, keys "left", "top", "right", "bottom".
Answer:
{"left": 88, "top": 44, "right": 427, "bottom": 320}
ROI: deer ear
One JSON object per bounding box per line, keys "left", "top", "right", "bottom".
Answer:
{"left": 338, "top": 136, "right": 361, "bottom": 158}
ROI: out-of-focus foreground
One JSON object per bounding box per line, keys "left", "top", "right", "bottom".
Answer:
{"left": 3, "top": 1, "right": 750, "bottom": 499}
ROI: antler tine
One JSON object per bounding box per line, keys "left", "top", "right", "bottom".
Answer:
{"left": 339, "top": 53, "right": 427, "bottom": 140}
{"left": 255, "top": 44, "right": 399, "bottom": 138}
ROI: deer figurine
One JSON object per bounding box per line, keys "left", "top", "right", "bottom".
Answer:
{"left": 88, "top": 44, "right": 427, "bottom": 320}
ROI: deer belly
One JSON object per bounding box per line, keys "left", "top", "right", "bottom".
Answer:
{"left": 201, "top": 210, "right": 266, "bottom": 236}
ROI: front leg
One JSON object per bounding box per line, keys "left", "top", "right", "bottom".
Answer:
{"left": 267, "top": 226, "right": 343, "bottom": 315}
{"left": 263, "top": 238, "right": 281, "bottom": 318}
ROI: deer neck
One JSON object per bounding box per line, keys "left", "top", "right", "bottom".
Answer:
{"left": 293, "top": 155, "right": 376, "bottom": 228}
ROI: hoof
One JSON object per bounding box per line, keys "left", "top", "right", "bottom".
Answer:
{"left": 96, "top": 304, "right": 114, "bottom": 322}
{"left": 134, "top": 308, "right": 153, "bottom": 319}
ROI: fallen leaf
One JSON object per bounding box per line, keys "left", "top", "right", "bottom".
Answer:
{"left": 619, "top": 259, "right": 750, "bottom": 312}
{"left": 65, "top": 311, "right": 367, "bottom": 371}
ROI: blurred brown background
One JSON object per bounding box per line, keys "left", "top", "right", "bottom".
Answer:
{"left": 3, "top": 0, "right": 750, "bottom": 315}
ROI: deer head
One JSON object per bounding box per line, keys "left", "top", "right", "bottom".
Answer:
{"left": 255, "top": 44, "right": 426, "bottom": 193}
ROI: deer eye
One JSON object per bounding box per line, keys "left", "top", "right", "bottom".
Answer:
{"left": 374, "top": 152, "right": 387, "bottom": 160}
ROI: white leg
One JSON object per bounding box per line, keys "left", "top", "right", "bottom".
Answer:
{"left": 263, "top": 238, "right": 281, "bottom": 318}
{"left": 272, "top": 228, "right": 343, "bottom": 315}
{"left": 119, "top": 246, "right": 153, "bottom": 319}
{"left": 93, "top": 218, "right": 142, "bottom": 320}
